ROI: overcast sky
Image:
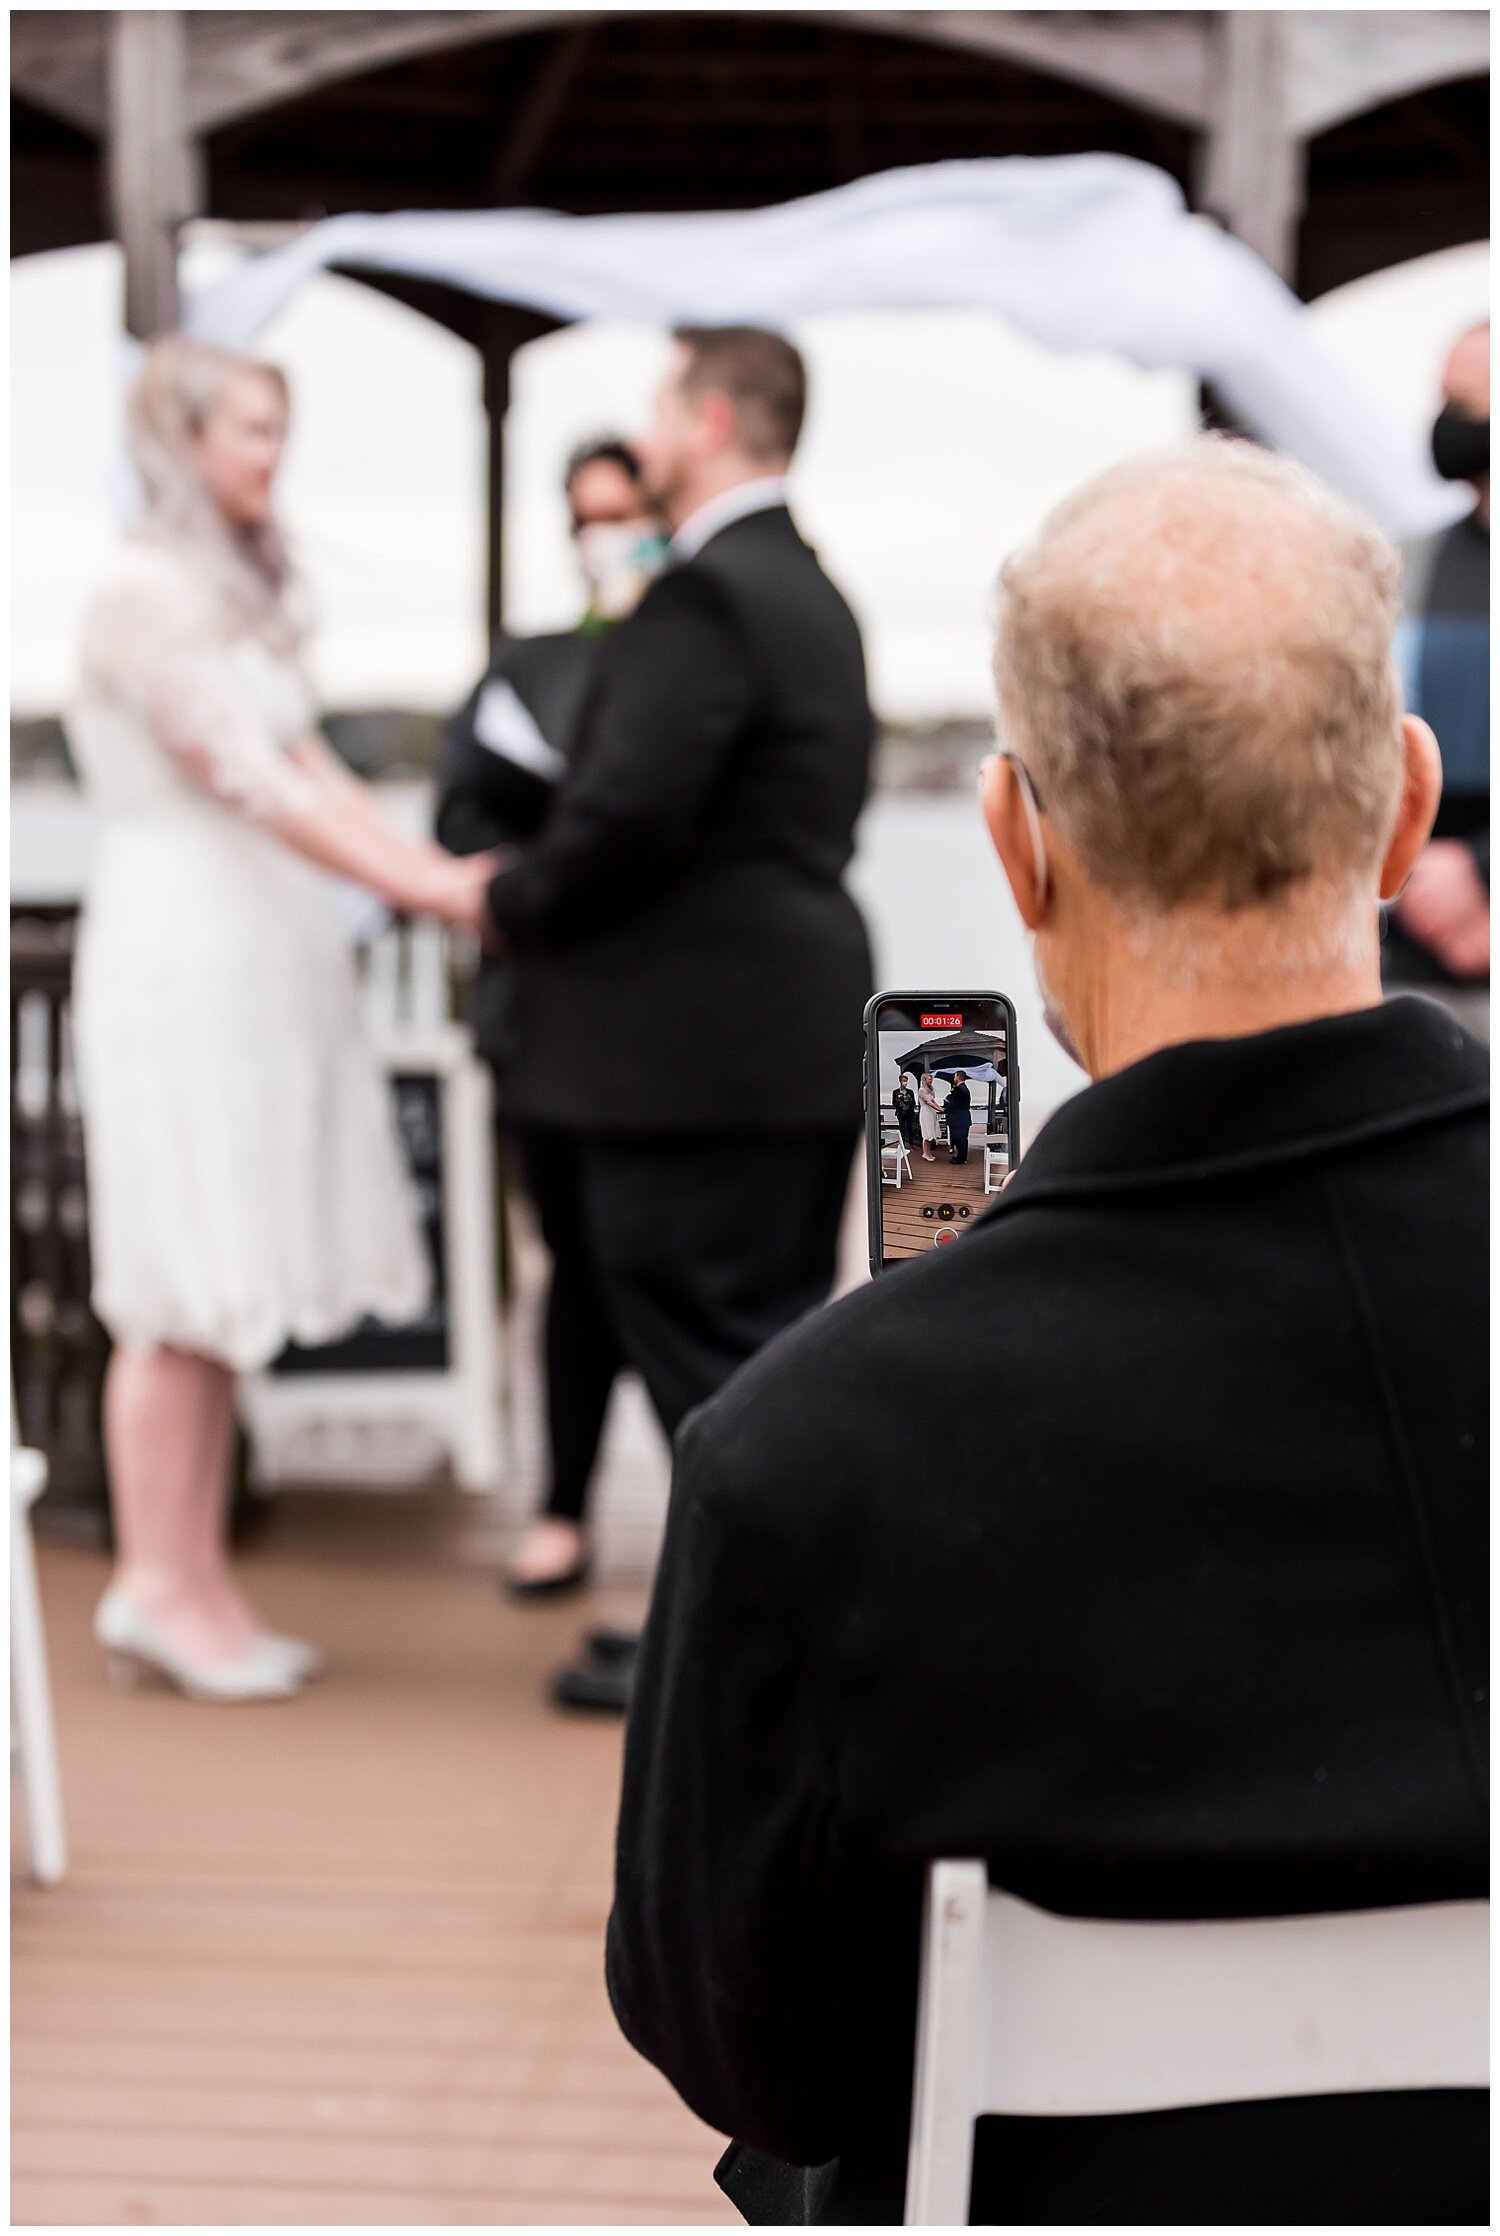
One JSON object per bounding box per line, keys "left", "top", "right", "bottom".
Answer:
{"left": 10, "top": 236, "right": 1486, "bottom": 723}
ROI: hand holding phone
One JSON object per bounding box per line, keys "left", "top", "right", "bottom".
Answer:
{"left": 863, "top": 990, "right": 1019, "bottom": 1274}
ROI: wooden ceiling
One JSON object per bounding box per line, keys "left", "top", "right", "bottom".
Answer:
{"left": 200, "top": 18, "right": 1198, "bottom": 217}
{"left": 1301, "top": 72, "right": 1489, "bottom": 298}
{"left": 11, "top": 10, "right": 1488, "bottom": 300}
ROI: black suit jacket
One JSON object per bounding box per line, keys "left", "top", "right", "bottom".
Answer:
{"left": 434, "top": 627, "right": 607, "bottom": 1074}
{"left": 607, "top": 998, "right": 1488, "bottom": 2224}
{"left": 485, "top": 506, "right": 874, "bottom": 1133}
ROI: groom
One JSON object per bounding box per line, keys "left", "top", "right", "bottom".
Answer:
{"left": 482, "top": 326, "right": 875, "bottom": 1708}
{"left": 943, "top": 1071, "right": 972, "bottom": 1163}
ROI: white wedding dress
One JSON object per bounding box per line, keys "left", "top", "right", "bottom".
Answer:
{"left": 67, "top": 539, "right": 429, "bottom": 1371}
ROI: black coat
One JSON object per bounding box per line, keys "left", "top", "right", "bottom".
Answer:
{"left": 433, "top": 628, "right": 607, "bottom": 1075}
{"left": 607, "top": 998, "right": 1488, "bottom": 2225}
{"left": 486, "top": 506, "right": 874, "bottom": 1133}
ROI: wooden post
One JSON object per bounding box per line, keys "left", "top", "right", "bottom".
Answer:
{"left": 1198, "top": 12, "right": 1304, "bottom": 285}
{"left": 482, "top": 332, "right": 512, "bottom": 642}
{"left": 107, "top": 11, "right": 200, "bottom": 338}
{"left": 479, "top": 303, "right": 565, "bottom": 641}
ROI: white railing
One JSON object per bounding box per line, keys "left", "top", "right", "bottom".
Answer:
{"left": 241, "top": 914, "right": 506, "bottom": 1493}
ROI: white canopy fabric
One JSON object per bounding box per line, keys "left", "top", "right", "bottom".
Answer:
{"left": 185, "top": 155, "right": 1459, "bottom": 539}
{"left": 932, "top": 1062, "right": 1005, "bottom": 1085}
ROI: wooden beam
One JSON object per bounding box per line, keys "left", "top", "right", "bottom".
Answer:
{"left": 16, "top": 9, "right": 1490, "bottom": 159}
{"left": 487, "top": 23, "right": 596, "bottom": 202}
{"left": 9, "top": 12, "right": 109, "bottom": 135}
{"left": 818, "top": 10, "right": 1217, "bottom": 129}
{"left": 183, "top": 11, "right": 593, "bottom": 136}
{"left": 108, "top": 12, "right": 200, "bottom": 338}
{"left": 1199, "top": 12, "right": 1303, "bottom": 283}
{"left": 1290, "top": 11, "right": 1491, "bottom": 139}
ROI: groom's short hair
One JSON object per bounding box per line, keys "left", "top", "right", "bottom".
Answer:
{"left": 673, "top": 326, "right": 807, "bottom": 465}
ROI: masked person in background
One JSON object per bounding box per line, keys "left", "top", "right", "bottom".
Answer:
{"left": 435, "top": 440, "right": 667, "bottom": 1597}
{"left": 1385, "top": 321, "right": 1489, "bottom": 1034}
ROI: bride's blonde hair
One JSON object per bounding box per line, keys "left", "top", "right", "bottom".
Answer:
{"left": 126, "top": 335, "right": 301, "bottom": 650}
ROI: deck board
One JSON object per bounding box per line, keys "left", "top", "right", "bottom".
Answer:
{"left": 876, "top": 1128, "right": 1006, "bottom": 1259}
{"left": 12, "top": 1230, "right": 743, "bottom": 2227}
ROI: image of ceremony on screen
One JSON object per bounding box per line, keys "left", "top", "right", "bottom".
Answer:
{"left": 874, "top": 1019, "right": 1011, "bottom": 1262}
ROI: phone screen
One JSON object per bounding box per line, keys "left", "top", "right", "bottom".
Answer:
{"left": 865, "top": 991, "right": 1018, "bottom": 1272}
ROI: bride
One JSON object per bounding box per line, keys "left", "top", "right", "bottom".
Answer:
{"left": 67, "top": 336, "right": 496, "bottom": 1702}
{"left": 917, "top": 1070, "right": 943, "bottom": 1161}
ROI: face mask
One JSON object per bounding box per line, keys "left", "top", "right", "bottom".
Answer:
{"left": 1431, "top": 406, "right": 1490, "bottom": 483}
{"left": 576, "top": 523, "right": 668, "bottom": 619}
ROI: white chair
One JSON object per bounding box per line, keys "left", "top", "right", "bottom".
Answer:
{"left": 905, "top": 1859, "right": 1488, "bottom": 2225}
{"left": 882, "top": 1129, "right": 913, "bottom": 1189}
{"left": 11, "top": 1425, "right": 67, "bottom": 1885}
{"left": 239, "top": 1018, "right": 505, "bottom": 1493}
{"left": 982, "top": 1139, "right": 1008, "bottom": 1195}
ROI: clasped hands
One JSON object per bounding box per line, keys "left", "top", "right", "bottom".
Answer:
{"left": 411, "top": 845, "right": 510, "bottom": 950}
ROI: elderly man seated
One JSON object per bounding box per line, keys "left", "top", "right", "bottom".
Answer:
{"left": 606, "top": 441, "right": 1487, "bottom": 2226}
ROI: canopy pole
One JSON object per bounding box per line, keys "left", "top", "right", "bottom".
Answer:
{"left": 108, "top": 10, "right": 202, "bottom": 338}
{"left": 482, "top": 329, "right": 511, "bottom": 641}
{"left": 1199, "top": 12, "right": 1303, "bottom": 285}
{"left": 480, "top": 304, "right": 566, "bottom": 641}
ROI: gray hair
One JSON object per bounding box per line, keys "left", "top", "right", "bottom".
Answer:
{"left": 992, "top": 437, "right": 1405, "bottom": 923}
{"left": 126, "top": 335, "right": 301, "bottom": 652}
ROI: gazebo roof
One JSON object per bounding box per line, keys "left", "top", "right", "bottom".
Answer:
{"left": 12, "top": 11, "right": 1485, "bottom": 631}
{"left": 11, "top": 11, "right": 1489, "bottom": 302}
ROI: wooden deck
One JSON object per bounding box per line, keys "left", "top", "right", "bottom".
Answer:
{"left": 878, "top": 1132, "right": 1004, "bottom": 1261}
{"left": 11, "top": 1229, "right": 746, "bottom": 2227}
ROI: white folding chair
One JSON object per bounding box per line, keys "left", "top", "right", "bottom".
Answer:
{"left": 11, "top": 1421, "right": 67, "bottom": 1885}
{"left": 982, "top": 1139, "right": 1007, "bottom": 1195}
{"left": 905, "top": 1860, "right": 1488, "bottom": 2225}
{"left": 882, "top": 1130, "right": 913, "bottom": 1188}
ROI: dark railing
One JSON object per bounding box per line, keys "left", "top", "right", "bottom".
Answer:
{"left": 10, "top": 905, "right": 112, "bottom": 1541}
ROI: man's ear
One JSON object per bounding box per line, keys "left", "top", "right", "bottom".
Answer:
{"left": 1379, "top": 716, "right": 1444, "bottom": 902}
{"left": 980, "top": 753, "right": 1046, "bottom": 930}
{"left": 696, "top": 388, "right": 739, "bottom": 454}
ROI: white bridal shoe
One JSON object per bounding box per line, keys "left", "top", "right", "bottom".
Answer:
{"left": 94, "top": 1587, "right": 304, "bottom": 1703}
{"left": 266, "top": 1633, "right": 325, "bottom": 1683}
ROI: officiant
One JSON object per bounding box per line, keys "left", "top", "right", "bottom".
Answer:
{"left": 435, "top": 438, "right": 668, "bottom": 1600}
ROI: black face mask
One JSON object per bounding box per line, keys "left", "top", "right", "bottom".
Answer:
{"left": 1431, "top": 406, "right": 1489, "bottom": 483}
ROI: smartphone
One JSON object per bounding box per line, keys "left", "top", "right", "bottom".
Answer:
{"left": 863, "top": 989, "right": 1019, "bottom": 1274}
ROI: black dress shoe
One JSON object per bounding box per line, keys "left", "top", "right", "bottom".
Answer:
{"left": 584, "top": 1627, "right": 640, "bottom": 1665}
{"left": 551, "top": 1654, "right": 635, "bottom": 1713}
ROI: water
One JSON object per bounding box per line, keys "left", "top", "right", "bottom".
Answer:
{"left": 13, "top": 778, "right": 1085, "bottom": 1128}
{"left": 850, "top": 790, "right": 1086, "bottom": 1131}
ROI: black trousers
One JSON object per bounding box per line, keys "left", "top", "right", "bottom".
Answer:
{"left": 514, "top": 1125, "right": 627, "bottom": 1526}
{"left": 576, "top": 1130, "right": 857, "bottom": 1439}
